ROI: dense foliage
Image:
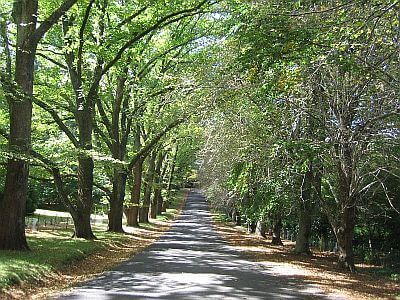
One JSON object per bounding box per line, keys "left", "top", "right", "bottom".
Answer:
{"left": 198, "top": 0, "right": 400, "bottom": 272}
{"left": 0, "top": 0, "right": 399, "bottom": 274}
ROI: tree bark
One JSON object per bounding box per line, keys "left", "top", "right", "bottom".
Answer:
{"left": 233, "top": 210, "right": 242, "bottom": 226}
{"left": 0, "top": 0, "right": 77, "bottom": 252}
{"left": 163, "top": 146, "right": 178, "bottom": 212}
{"left": 295, "top": 169, "right": 313, "bottom": 255}
{"left": 73, "top": 101, "right": 96, "bottom": 239}
{"left": 333, "top": 134, "right": 357, "bottom": 272}
{"left": 271, "top": 217, "right": 284, "bottom": 246}
{"left": 157, "top": 155, "right": 169, "bottom": 215}
{"left": 108, "top": 71, "right": 129, "bottom": 232}
{"left": 51, "top": 149, "right": 95, "bottom": 240}
{"left": 256, "top": 220, "right": 267, "bottom": 238}
{"left": 140, "top": 153, "right": 156, "bottom": 223}
{"left": 74, "top": 156, "right": 96, "bottom": 239}
{"left": 72, "top": 209, "right": 95, "bottom": 239}
{"left": 150, "top": 152, "right": 165, "bottom": 219}
{"left": 128, "top": 159, "right": 143, "bottom": 227}
{"left": 108, "top": 170, "right": 127, "bottom": 232}
{"left": 335, "top": 202, "right": 356, "bottom": 272}
{"left": 157, "top": 193, "right": 164, "bottom": 215}
{"left": 248, "top": 221, "right": 257, "bottom": 233}
{"left": 61, "top": 5, "right": 102, "bottom": 240}
{"left": 295, "top": 210, "right": 312, "bottom": 254}
{"left": 127, "top": 127, "right": 143, "bottom": 227}
{"left": 0, "top": 0, "right": 38, "bottom": 250}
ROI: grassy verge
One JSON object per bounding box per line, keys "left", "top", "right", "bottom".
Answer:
{"left": 0, "top": 230, "right": 129, "bottom": 289}
{"left": 0, "top": 189, "right": 187, "bottom": 298}
{"left": 155, "top": 189, "right": 187, "bottom": 222}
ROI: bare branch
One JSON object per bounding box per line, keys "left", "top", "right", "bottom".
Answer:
{"left": 96, "top": 96, "right": 113, "bottom": 139}
{"left": 32, "top": 97, "right": 79, "bottom": 148}
{"left": 101, "top": 0, "right": 210, "bottom": 77}
{"left": 117, "top": 6, "right": 148, "bottom": 28}
{"left": 37, "top": 52, "right": 68, "bottom": 69}
{"left": 128, "top": 118, "right": 185, "bottom": 172}
{"left": 77, "top": 0, "right": 96, "bottom": 78}
{"left": 93, "top": 117, "right": 113, "bottom": 152}
{"left": 264, "top": 0, "right": 362, "bottom": 18}
{"left": 31, "top": 0, "right": 78, "bottom": 45}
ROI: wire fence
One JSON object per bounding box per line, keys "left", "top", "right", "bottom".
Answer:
{"left": 25, "top": 215, "right": 72, "bottom": 231}
{"left": 25, "top": 214, "right": 107, "bottom": 231}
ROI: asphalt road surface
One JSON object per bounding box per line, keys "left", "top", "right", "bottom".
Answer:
{"left": 55, "top": 190, "right": 345, "bottom": 300}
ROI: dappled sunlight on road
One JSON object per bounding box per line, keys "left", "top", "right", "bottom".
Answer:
{"left": 56, "top": 191, "right": 345, "bottom": 300}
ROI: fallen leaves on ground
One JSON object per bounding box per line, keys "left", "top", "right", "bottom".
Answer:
{"left": 213, "top": 219, "right": 400, "bottom": 300}
{"left": 0, "top": 219, "right": 176, "bottom": 300}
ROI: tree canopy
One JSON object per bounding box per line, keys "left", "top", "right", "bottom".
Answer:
{"left": 0, "top": 0, "right": 399, "bottom": 273}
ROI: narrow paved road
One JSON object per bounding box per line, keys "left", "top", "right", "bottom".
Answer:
{"left": 56, "top": 190, "right": 344, "bottom": 300}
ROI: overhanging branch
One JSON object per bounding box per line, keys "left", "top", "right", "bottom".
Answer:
{"left": 128, "top": 118, "right": 185, "bottom": 172}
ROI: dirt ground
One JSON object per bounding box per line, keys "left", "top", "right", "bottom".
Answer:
{"left": 213, "top": 219, "right": 400, "bottom": 300}
{"left": 1, "top": 192, "right": 398, "bottom": 300}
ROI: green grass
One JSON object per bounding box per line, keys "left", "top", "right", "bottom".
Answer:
{"left": 365, "top": 266, "right": 400, "bottom": 282}
{"left": 155, "top": 190, "right": 186, "bottom": 222}
{"left": 212, "top": 212, "right": 232, "bottom": 223}
{"left": 0, "top": 189, "right": 187, "bottom": 289}
{"left": 0, "top": 229, "right": 129, "bottom": 289}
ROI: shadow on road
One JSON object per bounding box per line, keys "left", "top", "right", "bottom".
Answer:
{"left": 56, "top": 190, "right": 344, "bottom": 300}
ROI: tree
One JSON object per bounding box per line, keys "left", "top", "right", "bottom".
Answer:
{"left": 0, "top": 0, "right": 77, "bottom": 250}
{"left": 150, "top": 151, "right": 167, "bottom": 219}
{"left": 32, "top": 0, "right": 212, "bottom": 237}
{"left": 197, "top": 0, "right": 400, "bottom": 271}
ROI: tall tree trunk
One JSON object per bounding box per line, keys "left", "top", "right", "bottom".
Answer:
{"left": 295, "top": 169, "right": 314, "bottom": 255}
{"left": 333, "top": 138, "right": 357, "bottom": 272}
{"left": 0, "top": 0, "right": 38, "bottom": 250}
{"left": 108, "top": 170, "right": 127, "bottom": 232}
{"left": 295, "top": 210, "right": 312, "bottom": 254}
{"left": 127, "top": 127, "right": 143, "bottom": 227}
{"left": 334, "top": 197, "right": 356, "bottom": 272}
{"left": 150, "top": 188, "right": 161, "bottom": 219}
{"left": 128, "top": 158, "right": 143, "bottom": 227}
{"left": 163, "top": 146, "right": 178, "bottom": 211}
{"left": 157, "top": 155, "right": 169, "bottom": 215}
{"left": 71, "top": 208, "right": 92, "bottom": 237}
{"left": 53, "top": 163, "right": 98, "bottom": 241}
{"left": 157, "top": 193, "right": 164, "bottom": 215}
{"left": 62, "top": 7, "right": 99, "bottom": 240}
{"left": 248, "top": 221, "right": 257, "bottom": 233}
{"left": 140, "top": 153, "right": 156, "bottom": 223}
{"left": 74, "top": 156, "right": 95, "bottom": 239}
{"left": 233, "top": 210, "right": 242, "bottom": 226}
{"left": 108, "top": 69, "right": 129, "bottom": 232}
{"left": 256, "top": 220, "right": 267, "bottom": 238}
{"left": 150, "top": 152, "right": 165, "bottom": 219}
{"left": 271, "top": 217, "right": 284, "bottom": 246}
{"left": 0, "top": 0, "right": 77, "bottom": 252}
{"left": 73, "top": 103, "right": 95, "bottom": 239}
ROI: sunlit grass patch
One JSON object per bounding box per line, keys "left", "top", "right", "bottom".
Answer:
{"left": 0, "top": 189, "right": 187, "bottom": 291}
{"left": 212, "top": 212, "right": 232, "bottom": 223}
{"left": 156, "top": 190, "right": 187, "bottom": 222}
{"left": 0, "top": 229, "right": 129, "bottom": 289}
